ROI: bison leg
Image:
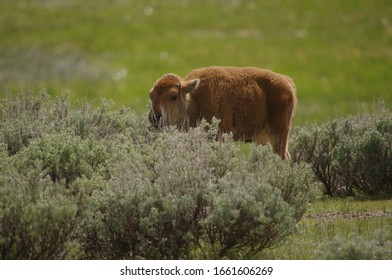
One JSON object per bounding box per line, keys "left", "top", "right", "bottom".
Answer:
{"left": 277, "top": 129, "right": 291, "bottom": 161}
{"left": 272, "top": 129, "right": 291, "bottom": 160}
{"left": 254, "top": 130, "right": 270, "bottom": 146}
{"left": 254, "top": 130, "right": 290, "bottom": 160}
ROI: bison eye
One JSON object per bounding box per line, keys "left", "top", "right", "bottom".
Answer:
{"left": 169, "top": 95, "right": 177, "bottom": 101}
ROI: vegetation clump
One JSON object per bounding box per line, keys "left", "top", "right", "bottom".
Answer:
{"left": 314, "top": 229, "right": 392, "bottom": 260}
{"left": 0, "top": 92, "right": 318, "bottom": 259}
{"left": 291, "top": 102, "right": 392, "bottom": 197}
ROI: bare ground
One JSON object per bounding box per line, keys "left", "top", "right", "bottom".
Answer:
{"left": 304, "top": 211, "right": 392, "bottom": 222}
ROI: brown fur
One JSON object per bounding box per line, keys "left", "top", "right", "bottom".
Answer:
{"left": 148, "top": 66, "right": 297, "bottom": 160}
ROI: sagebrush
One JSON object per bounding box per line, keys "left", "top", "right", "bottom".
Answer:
{"left": 291, "top": 102, "right": 392, "bottom": 196}
{"left": 314, "top": 229, "right": 392, "bottom": 260}
{"left": 0, "top": 91, "right": 318, "bottom": 259}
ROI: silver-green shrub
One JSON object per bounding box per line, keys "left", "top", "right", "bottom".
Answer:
{"left": 80, "top": 121, "right": 319, "bottom": 259}
{"left": 314, "top": 229, "right": 392, "bottom": 260}
{"left": 334, "top": 121, "right": 392, "bottom": 196}
{"left": 1, "top": 92, "right": 318, "bottom": 259}
{"left": 291, "top": 102, "right": 392, "bottom": 196}
{"left": 0, "top": 159, "right": 83, "bottom": 259}
{"left": 12, "top": 132, "right": 110, "bottom": 185}
{"left": 0, "top": 91, "right": 138, "bottom": 155}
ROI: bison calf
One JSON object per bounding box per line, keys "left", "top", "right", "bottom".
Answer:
{"left": 148, "top": 66, "right": 297, "bottom": 160}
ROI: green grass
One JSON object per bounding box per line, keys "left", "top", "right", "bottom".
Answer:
{"left": 308, "top": 197, "right": 392, "bottom": 215}
{"left": 259, "top": 198, "right": 392, "bottom": 259}
{"left": 1, "top": 0, "right": 392, "bottom": 123}
{"left": 261, "top": 217, "right": 392, "bottom": 259}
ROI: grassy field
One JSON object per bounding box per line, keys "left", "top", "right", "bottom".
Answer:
{"left": 259, "top": 198, "right": 392, "bottom": 259}
{"left": 1, "top": 0, "right": 392, "bottom": 123}
{"left": 1, "top": 0, "right": 391, "bottom": 259}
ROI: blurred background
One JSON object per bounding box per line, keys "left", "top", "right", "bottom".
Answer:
{"left": 1, "top": 0, "right": 391, "bottom": 124}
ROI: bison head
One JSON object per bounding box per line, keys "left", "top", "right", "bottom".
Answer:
{"left": 148, "top": 73, "right": 200, "bottom": 129}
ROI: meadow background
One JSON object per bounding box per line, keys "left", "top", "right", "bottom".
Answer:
{"left": 1, "top": 0, "right": 391, "bottom": 123}
{"left": 0, "top": 0, "right": 391, "bottom": 259}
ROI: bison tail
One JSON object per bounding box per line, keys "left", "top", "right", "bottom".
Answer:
{"left": 283, "top": 75, "right": 297, "bottom": 117}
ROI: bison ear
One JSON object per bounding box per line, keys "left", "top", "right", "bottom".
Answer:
{"left": 181, "top": 78, "right": 200, "bottom": 94}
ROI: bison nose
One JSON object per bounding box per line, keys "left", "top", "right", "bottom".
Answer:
{"left": 149, "top": 111, "right": 162, "bottom": 126}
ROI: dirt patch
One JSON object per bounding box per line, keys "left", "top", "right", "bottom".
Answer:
{"left": 304, "top": 211, "right": 392, "bottom": 222}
